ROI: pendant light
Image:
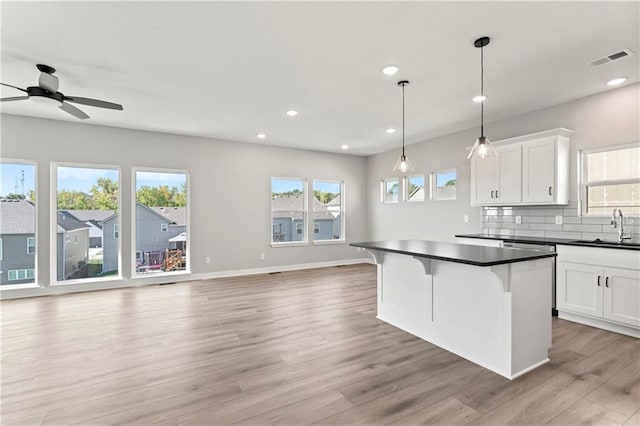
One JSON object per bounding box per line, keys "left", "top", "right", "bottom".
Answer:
{"left": 393, "top": 80, "right": 414, "bottom": 173}
{"left": 468, "top": 36, "right": 496, "bottom": 160}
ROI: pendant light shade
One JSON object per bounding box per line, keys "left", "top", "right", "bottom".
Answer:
{"left": 393, "top": 80, "right": 414, "bottom": 173}
{"left": 468, "top": 36, "right": 496, "bottom": 160}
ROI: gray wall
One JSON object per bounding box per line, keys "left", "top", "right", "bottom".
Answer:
{"left": 1, "top": 113, "right": 368, "bottom": 291}
{"left": 0, "top": 234, "right": 35, "bottom": 285}
{"left": 59, "top": 228, "right": 90, "bottom": 280}
{"left": 366, "top": 84, "right": 639, "bottom": 242}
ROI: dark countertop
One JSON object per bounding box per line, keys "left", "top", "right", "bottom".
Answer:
{"left": 455, "top": 233, "right": 640, "bottom": 251}
{"left": 350, "top": 240, "right": 556, "bottom": 267}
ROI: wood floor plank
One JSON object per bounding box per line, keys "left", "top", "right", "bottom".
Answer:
{"left": 2, "top": 263, "right": 639, "bottom": 426}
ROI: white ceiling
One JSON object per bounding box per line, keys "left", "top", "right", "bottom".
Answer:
{"left": 1, "top": 1, "right": 638, "bottom": 156}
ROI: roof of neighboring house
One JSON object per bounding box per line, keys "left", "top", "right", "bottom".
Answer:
{"left": 0, "top": 199, "right": 35, "bottom": 234}
{"left": 65, "top": 210, "right": 115, "bottom": 228}
{"left": 150, "top": 207, "right": 186, "bottom": 226}
{"left": 57, "top": 211, "right": 91, "bottom": 233}
{"left": 102, "top": 203, "right": 178, "bottom": 224}
{"left": 326, "top": 194, "right": 341, "bottom": 206}
{"left": 271, "top": 196, "right": 336, "bottom": 220}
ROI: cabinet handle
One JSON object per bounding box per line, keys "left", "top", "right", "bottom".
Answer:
{"left": 597, "top": 276, "right": 601, "bottom": 287}
{"left": 605, "top": 276, "right": 609, "bottom": 288}
{"left": 496, "top": 190, "right": 499, "bottom": 198}
{"left": 548, "top": 186, "right": 552, "bottom": 196}
{"left": 491, "top": 190, "right": 494, "bottom": 199}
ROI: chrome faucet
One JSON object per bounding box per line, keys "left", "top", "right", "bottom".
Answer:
{"left": 611, "top": 208, "right": 632, "bottom": 243}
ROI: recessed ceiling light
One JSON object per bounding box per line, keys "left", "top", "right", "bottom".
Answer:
{"left": 386, "top": 127, "right": 396, "bottom": 134}
{"left": 606, "top": 77, "right": 627, "bottom": 86}
{"left": 381, "top": 65, "right": 400, "bottom": 76}
{"left": 341, "top": 144, "right": 349, "bottom": 150}
{"left": 472, "top": 95, "right": 487, "bottom": 103}
{"left": 285, "top": 109, "right": 298, "bottom": 117}
{"left": 257, "top": 132, "right": 266, "bottom": 139}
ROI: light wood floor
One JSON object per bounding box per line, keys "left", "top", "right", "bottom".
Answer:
{"left": 1, "top": 264, "right": 639, "bottom": 425}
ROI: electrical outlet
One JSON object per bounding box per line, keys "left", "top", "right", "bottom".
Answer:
{"left": 464, "top": 215, "right": 469, "bottom": 223}
{"left": 205, "top": 256, "right": 211, "bottom": 264}
{"left": 260, "top": 253, "right": 265, "bottom": 260}
{"left": 555, "top": 216, "right": 563, "bottom": 225}
{"left": 515, "top": 215, "right": 522, "bottom": 224}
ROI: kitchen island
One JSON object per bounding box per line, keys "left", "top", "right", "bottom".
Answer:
{"left": 351, "top": 240, "right": 556, "bottom": 379}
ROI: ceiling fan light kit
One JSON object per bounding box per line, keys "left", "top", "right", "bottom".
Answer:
{"left": 1, "top": 64, "right": 123, "bottom": 120}
{"left": 467, "top": 36, "right": 496, "bottom": 160}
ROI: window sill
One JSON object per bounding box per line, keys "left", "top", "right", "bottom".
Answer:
{"left": 51, "top": 275, "right": 123, "bottom": 286}
{"left": 133, "top": 270, "right": 191, "bottom": 278}
{"left": 0, "top": 282, "right": 39, "bottom": 291}
{"left": 271, "top": 242, "right": 309, "bottom": 248}
{"left": 312, "top": 239, "right": 347, "bottom": 245}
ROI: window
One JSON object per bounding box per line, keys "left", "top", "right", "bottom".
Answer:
{"left": 8, "top": 269, "right": 34, "bottom": 281}
{"left": 582, "top": 145, "right": 640, "bottom": 214}
{"left": 27, "top": 237, "right": 35, "bottom": 254}
{"left": 431, "top": 169, "right": 457, "bottom": 201}
{"left": 406, "top": 175, "right": 425, "bottom": 202}
{"left": 382, "top": 178, "right": 400, "bottom": 203}
{"left": 1, "top": 161, "right": 36, "bottom": 286}
{"left": 113, "top": 224, "right": 119, "bottom": 239}
{"left": 134, "top": 170, "right": 188, "bottom": 275}
{"left": 55, "top": 164, "right": 120, "bottom": 282}
{"left": 272, "top": 178, "right": 307, "bottom": 244}
{"left": 313, "top": 180, "right": 344, "bottom": 241}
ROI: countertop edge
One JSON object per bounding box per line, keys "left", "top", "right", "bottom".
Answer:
{"left": 455, "top": 234, "right": 640, "bottom": 251}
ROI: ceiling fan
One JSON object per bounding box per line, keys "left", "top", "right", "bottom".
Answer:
{"left": 1, "top": 64, "right": 123, "bottom": 119}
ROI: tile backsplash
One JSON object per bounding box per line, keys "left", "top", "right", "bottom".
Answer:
{"left": 481, "top": 201, "right": 640, "bottom": 242}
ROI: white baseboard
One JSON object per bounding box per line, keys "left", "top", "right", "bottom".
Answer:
{"left": 558, "top": 311, "right": 640, "bottom": 338}
{"left": 0, "top": 258, "right": 372, "bottom": 300}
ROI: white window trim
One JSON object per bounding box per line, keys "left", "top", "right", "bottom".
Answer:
{"left": 113, "top": 223, "right": 119, "bottom": 239}
{"left": 578, "top": 142, "right": 640, "bottom": 217}
{"left": 52, "top": 162, "right": 122, "bottom": 285}
{"left": 312, "top": 179, "right": 345, "bottom": 242}
{"left": 271, "top": 177, "right": 308, "bottom": 246}
{"left": 381, "top": 177, "right": 401, "bottom": 204}
{"left": 27, "top": 236, "right": 36, "bottom": 254}
{"left": 430, "top": 168, "right": 457, "bottom": 201}
{"left": 0, "top": 158, "right": 38, "bottom": 290}
{"left": 160, "top": 223, "right": 168, "bottom": 232}
{"left": 405, "top": 174, "right": 425, "bottom": 203}
{"left": 132, "top": 167, "right": 190, "bottom": 277}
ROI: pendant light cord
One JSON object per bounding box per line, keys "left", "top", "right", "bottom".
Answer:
{"left": 402, "top": 82, "right": 406, "bottom": 157}
{"left": 480, "top": 44, "right": 484, "bottom": 138}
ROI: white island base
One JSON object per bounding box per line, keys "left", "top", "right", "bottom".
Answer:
{"left": 368, "top": 251, "right": 553, "bottom": 380}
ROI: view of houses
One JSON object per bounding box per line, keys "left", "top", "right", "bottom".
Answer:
{"left": 271, "top": 194, "right": 342, "bottom": 242}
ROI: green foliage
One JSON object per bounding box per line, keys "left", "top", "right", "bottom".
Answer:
{"left": 90, "top": 177, "right": 119, "bottom": 210}
{"left": 27, "top": 190, "right": 35, "bottom": 202}
{"left": 57, "top": 190, "right": 94, "bottom": 210}
{"left": 272, "top": 189, "right": 303, "bottom": 199}
{"left": 444, "top": 179, "right": 456, "bottom": 187}
{"left": 3, "top": 193, "right": 25, "bottom": 200}
{"left": 313, "top": 190, "right": 338, "bottom": 204}
{"left": 136, "top": 185, "right": 186, "bottom": 207}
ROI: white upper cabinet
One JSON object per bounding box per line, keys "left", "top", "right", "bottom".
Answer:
{"left": 470, "top": 128, "right": 572, "bottom": 207}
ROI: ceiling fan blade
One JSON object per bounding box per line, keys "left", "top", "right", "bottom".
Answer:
{"left": 1, "top": 82, "right": 27, "bottom": 93}
{"left": 60, "top": 102, "right": 89, "bottom": 119}
{"left": 0, "top": 96, "right": 29, "bottom": 102}
{"left": 64, "top": 96, "right": 123, "bottom": 110}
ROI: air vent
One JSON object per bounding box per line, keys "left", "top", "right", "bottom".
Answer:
{"left": 590, "top": 48, "right": 634, "bottom": 67}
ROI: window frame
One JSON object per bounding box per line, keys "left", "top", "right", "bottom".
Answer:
{"left": 0, "top": 158, "right": 38, "bottom": 290}
{"left": 51, "top": 162, "right": 122, "bottom": 285}
{"left": 132, "top": 167, "right": 190, "bottom": 277}
{"left": 271, "top": 177, "right": 308, "bottom": 247}
{"left": 113, "top": 223, "right": 119, "bottom": 239}
{"left": 312, "top": 179, "right": 345, "bottom": 244}
{"left": 578, "top": 143, "right": 640, "bottom": 217}
{"left": 160, "top": 223, "right": 168, "bottom": 233}
{"left": 381, "top": 177, "right": 401, "bottom": 204}
{"left": 405, "top": 174, "right": 425, "bottom": 203}
{"left": 27, "top": 236, "right": 36, "bottom": 254}
{"left": 430, "top": 168, "right": 457, "bottom": 201}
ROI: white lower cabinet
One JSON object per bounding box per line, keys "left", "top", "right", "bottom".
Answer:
{"left": 556, "top": 245, "right": 640, "bottom": 337}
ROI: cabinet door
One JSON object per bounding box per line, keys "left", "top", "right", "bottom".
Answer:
{"left": 470, "top": 156, "right": 498, "bottom": 205}
{"left": 496, "top": 145, "right": 522, "bottom": 204}
{"left": 522, "top": 137, "right": 556, "bottom": 203}
{"left": 603, "top": 267, "right": 640, "bottom": 327}
{"left": 556, "top": 261, "right": 603, "bottom": 317}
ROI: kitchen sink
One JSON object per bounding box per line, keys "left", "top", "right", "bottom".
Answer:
{"left": 569, "top": 238, "right": 640, "bottom": 248}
